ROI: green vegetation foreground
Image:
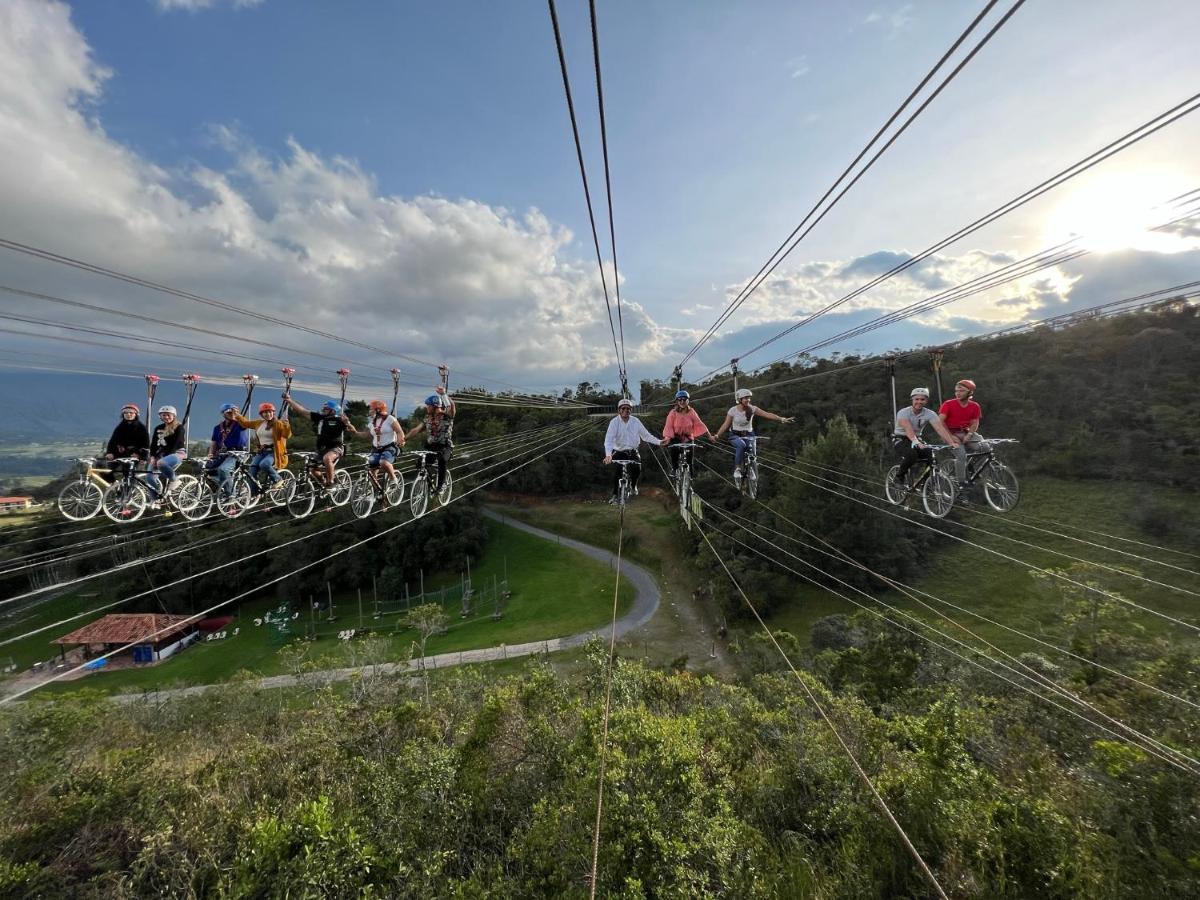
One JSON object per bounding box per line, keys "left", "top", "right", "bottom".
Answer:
{"left": 2, "top": 630, "right": 1198, "bottom": 899}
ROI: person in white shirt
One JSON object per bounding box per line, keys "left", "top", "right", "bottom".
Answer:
{"left": 712, "top": 388, "right": 794, "bottom": 478}
{"left": 603, "top": 398, "right": 663, "bottom": 503}
{"left": 366, "top": 399, "right": 405, "bottom": 497}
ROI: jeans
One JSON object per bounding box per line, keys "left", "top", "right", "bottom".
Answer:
{"left": 730, "top": 432, "right": 756, "bottom": 468}
{"left": 368, "top": 446, "right": 397, "bottom": 467}
{"left": 949, "top": 432, "right": 991, "bottom": 483}
{"left": 206, "top": 454, "right": 238, "bottom": 497}
{"left": 151, "top": 453, "right": 185, "bottom": 497}
{"left": 610, "top": 449, "right": 640, "bottom": 494}
{"left": 249, "top": 450, "right": 279, "bottom": 495}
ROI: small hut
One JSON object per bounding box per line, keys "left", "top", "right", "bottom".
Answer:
{"left": 53, "top": 613, "right": 199, "bottom": 664}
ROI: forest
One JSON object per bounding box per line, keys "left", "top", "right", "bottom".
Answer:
{"left": 1, "top": 301, "right": 1197, "bottom": 898}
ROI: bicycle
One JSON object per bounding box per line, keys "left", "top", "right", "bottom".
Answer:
{"left": 57, "top": 457, "right": 112, "bottom": 521}
{"left": 178, "top": 451, "right": 254, "bottom": 521}
{"left": 350, "top": 452, "right": 406, "bottom": 519}
{"left": 408, "top": 450, "right": 453, "bottom": 519}
{"left": 238, "top": 459, "right": 297, "bottom": 510}
{"left": 732, "top": 435, "right": 768, "bottom": 499}
{"left": 100, "top": 457, "right": 199, "bottom": 523}
{"left": 884, "top": 444, "right": 957, "bottom": 518}
{"left": 285, "top": 452, "right": 354, "bottom": 519}
{"left": 936, "top": 437, "right": 1021, "bottom": 512}
{"left": 610, "top": 458, "right": 639, "bottom": 508}
{"left": 668, "top": 442, "right": 702, "bottom": 513}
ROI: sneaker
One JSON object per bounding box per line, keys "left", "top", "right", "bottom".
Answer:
{"left": 733, "top": 468, "right": 743, "bottom": 481}
{"left": 607, "top": 495, "right": 619, "bottom": 505}
{"left": 633, "top": 486, "right": 639, "bottom": 496}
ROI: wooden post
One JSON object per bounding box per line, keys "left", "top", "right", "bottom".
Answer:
{"left": 309, "top": 595, "right": 316, "bottom": 641}
{"left": 372, "top": 575, "right": 381, "bottom": 619}
{"left": 357, "top": 588, "right": 363, "bottom": 630}
{"left": 326, "top": 582, "right": 335, "bottom": 623}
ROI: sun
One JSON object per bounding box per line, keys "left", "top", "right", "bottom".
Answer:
{"left": 1043, "top": 172, "right": 1197, "bottom": 254}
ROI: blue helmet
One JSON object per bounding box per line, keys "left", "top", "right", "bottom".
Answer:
{"left": 219, "top": 403, "right": 237, "bottom": 413}
{"left": 322, "top": 400, "right": 341, "bottom": 415}
{"left": 674, "top": 390, "right": 690, "bottom": 401}
{"left": 425, "top": 394, "right": 445, "bottom": 409}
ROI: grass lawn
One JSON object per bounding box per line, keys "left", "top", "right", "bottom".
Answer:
{"left": 764, "top": 475, "right": 1200, "bottom": 654}
{"left": 33, "top": 518, "right": 635, "bottom": 695}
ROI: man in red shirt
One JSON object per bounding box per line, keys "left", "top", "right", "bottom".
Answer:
{"left": 939, "top": 379, "right": 990, "bottom": 487}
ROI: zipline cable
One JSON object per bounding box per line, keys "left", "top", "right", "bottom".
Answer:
{"left": 679, "top": 0, "right": 1020, "bottom": 369}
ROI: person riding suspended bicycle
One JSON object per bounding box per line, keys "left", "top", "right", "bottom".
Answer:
{"left": 148, "top": 405, "right": 187, "bottom": 501}
{"left": 233, "top": 402, "right": 292, "bottom": 497}
{"left": 939, "top": 378, "right": 990, "bottom": 490}
{"left": 206, "top": 403, "right": 250, "bottom": 499}
{"left": 891, "top": 387, "right": 960, "bottom": 487}
{"left": 711, "top": 388, "right": 794, "bottom": 479}
{"left": 102, "top": 404, "right": 150, "bottom": 480}
{"left": 404, "top": 387, "right": 455, "bottom": 492}
{"left": 284, "top": 395, "right": 360, "bottom": 490}
{"left": 603, "top": 398, "right": 663, "bottom": 504}
{"left": 662, "top": 390, "right": 712, "bottom": 476}
{"left": 365, "top": 399, "right": 405, "bottom": 498}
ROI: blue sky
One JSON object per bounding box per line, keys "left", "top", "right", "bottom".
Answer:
{"left": 1, "top": 0, "right": 1198, "bottom": 401}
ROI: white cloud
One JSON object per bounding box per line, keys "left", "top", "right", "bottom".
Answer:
{"left": 863, "top": 3, "right": 914, "bottom": 36}
{"left": 0, "top": 0, "right": 673, "bottom": 396}
{"left": 153, "top": 0, "right": 265, "bottom": 12}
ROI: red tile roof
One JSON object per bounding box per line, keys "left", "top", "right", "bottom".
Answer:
{"left": 53, "top": 613, "right": 195, "bottom": 646}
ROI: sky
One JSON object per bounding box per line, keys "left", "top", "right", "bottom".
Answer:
{"left": 1, "top": 0, "right": 1198, "bottom": 407}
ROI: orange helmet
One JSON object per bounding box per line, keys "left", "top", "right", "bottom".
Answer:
{"left": 258, "top": 402, "right": 276, "bottom": 414}
{"left": 368, "top": 399, "right": 388, "bottom": 414}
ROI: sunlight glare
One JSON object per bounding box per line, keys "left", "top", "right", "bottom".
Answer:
{"left": 1044, "top": 173, "right": 1196, "bottom": 254}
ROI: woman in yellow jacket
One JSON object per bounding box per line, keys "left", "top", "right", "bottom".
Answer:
{"left": 234, "top": 402, "right": 292, "bottom": 497}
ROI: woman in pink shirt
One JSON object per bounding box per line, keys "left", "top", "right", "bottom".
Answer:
{"left": 663, "top": 390, "right": 713, "bottom": 475}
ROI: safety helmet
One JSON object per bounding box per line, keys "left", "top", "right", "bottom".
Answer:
{"left": 955, "top": 379, "right": 977, "bottom": 393}
{"left": 258, "top": 402, "right": 276, "bottom": 414}
{"left": 368, "top": 399, "right": 388, "bottom": 413}
{"left": 735, "top": 388, "right": 752, "bottom": 401}
{"left": 219, "top": 403, "right": 238, "bottom": 414}
{"left": 321, "top": 400, "right": 342, "bottom": 415}
{"left": 617, "top": 398, "right": 633, "bottom": 409}
{"left": 157, "top": 405, "right": 177, "bottom": 416}
{"left": 121, "top": 403, "right": 140, "bottom": 414}
{"left": 674, "top": 390, "right": 690, "bottom": 401}
{"left": 425, "top": 394, "right": 446, "bottom": 409}
{"left": 910, "top": 387, "right": 930, "bottom": 399}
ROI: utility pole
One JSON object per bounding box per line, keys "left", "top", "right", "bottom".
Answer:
{"left": 326, "top": 582, "right": 336, "bottom": 623}
{"left": 884, "top": 355, "right": 898, "bottom": 423}
{"left": 929, "top": 348, "right": 945, "bottom": 406}
{"left": 372, "top": 575, "right": 381, "bottom": 620}
{"left": 404, "top": 581, "right": 410, "bottom": 612}
{"left": 357, "top": 588, "right": 363, "bottom": 631}
{"left": 308, "top": 595, "right": 316, "bottom": 641}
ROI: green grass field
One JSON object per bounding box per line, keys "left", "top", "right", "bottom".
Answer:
{"left": 26, "top": 518, "right": 634, "bottom": 695}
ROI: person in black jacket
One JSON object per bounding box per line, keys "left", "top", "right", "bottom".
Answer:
{"left": 101, "top": 403, "right": 150, "bottom": 483}
{"left": 148, "top": 405, "right": 188, "bottom": 499}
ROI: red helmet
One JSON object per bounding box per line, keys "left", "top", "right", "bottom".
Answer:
{"left": 955, "top": 379, "right": 977, "bottom": 393}
{"left": 121, "top": 403, "right": 140, "bottom": 414}
{"left": 258, "top": 402, "right": 276, "bottom": 414}
{"left": 368, "top": 399, "right": 388, "bottom": 413}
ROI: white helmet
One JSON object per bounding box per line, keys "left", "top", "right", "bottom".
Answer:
{"left": 735, "top": 388, "right": 753, "bottom": 401}
{"left": 617, "top": 398, "right": 633, "bottom": 409}
{"left": 157, "top": 404, "right": 178, "bottom": 415}
{"left": 910, "top": 387, "right": 930, "bottom": 399}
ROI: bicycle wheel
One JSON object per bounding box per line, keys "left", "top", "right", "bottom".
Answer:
{"left": 102, "top": 480, "right": 150, "bottom": 523}
{"left": 884, "top": 466, "right": 907, "bottom": 506}
{"left": 384, "top": 471, "right": 405, "bottom": 506}
{"left": 436, "top": 470, "right": 453, "bottom": 506}
{"left": 217, "top": 479, "right": 252, "bottom": 518}
{"left": 288, "top": 477, "right": 316, "bottom": 519}
{"left": 329, "top": 469, "right": 353, "bottom": 507}
{"left": 167, "top": 474, "right": 199, "bottom": 512}
{"left": 746, "top": 459, "right": 759, "bottom": 500}
{"left": 58, "top": 480, "right": 103, "bottom": 521}
{"left": 617, "top": 475, "right": 631, "bottom": 508}
{"left": 922, "top": 468, "right": 956, "bottom": 519}
{"left": 351, "top": 475, "right": 376, "bottom": 519}
{"left": 265, "top": 470, "right": 297, "bottom": 507}
{"left": 179, "top": 480, "right": 213, "bottom": 520}
{"left": 983, "top": 462, "right": 1020, "bottom": 512}
{"left": 409, "top": 473, "right": 430, "bottom": 518}
{"left": 679, "top": 467, "right": 692, "bottom": 513}
{"left": 234, "top": 473, "right": 259, "bottom": 510}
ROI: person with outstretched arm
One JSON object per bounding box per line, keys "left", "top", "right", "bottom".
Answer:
{"left": 603, "top": 398, "right": 663, "bottom": 503}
